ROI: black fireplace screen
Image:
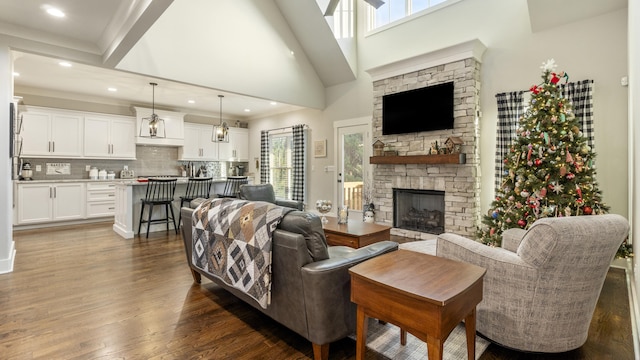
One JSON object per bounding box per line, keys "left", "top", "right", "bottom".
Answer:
{"left": 393, "top": 188, "right": 445, "bottom": 234}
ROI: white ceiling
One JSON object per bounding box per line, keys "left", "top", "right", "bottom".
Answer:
{"left": 1, "top": 0, "right": 354, "bottom": 120}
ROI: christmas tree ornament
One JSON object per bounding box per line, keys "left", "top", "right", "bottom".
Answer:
{"left": 583, "top": 206, "right": 593, "bottom": 215}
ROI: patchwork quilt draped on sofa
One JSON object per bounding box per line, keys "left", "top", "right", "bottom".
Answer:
{"left": 191, "top": 198, "right": 287, "bottom": 308}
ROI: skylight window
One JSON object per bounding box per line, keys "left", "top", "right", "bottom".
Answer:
{"left": 367, "top": 0, "right": 460, "bottom": 32}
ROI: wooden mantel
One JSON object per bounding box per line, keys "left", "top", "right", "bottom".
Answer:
{"left": 369, "top": 153, "right": 466, "bottom": 165}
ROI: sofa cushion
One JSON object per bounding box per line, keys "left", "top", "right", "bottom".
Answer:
{"left": 239, "top": 184, "right": 277, "bottom": 203}
{"left": 278, "top": 210, "right": 329, "bottom": 261}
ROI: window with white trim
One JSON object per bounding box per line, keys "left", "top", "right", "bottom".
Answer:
{"left": 368, "top": 0, "right": 459, "bottom": 31}
{"left": 332, "top": 0, "right": 355, "bottom": 39}
{"left": 269, "top": 133, "right": 293, "bottom": 200}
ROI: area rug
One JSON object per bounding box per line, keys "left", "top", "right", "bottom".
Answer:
{"left": 360, "top": 318, "right": 490, "bottom": 360}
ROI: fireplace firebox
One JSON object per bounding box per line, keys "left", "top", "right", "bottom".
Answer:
{"left": 393, "top": 189, "right": 445, "bottom": 235}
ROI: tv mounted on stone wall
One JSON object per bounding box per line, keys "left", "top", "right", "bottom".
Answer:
{"left": 382, "top": 81, "right": 454, "bottom": 135}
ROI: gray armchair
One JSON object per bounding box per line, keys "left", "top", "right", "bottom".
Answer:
{"left": 239, "top": 183, "right": 304, "bottom": 210}
{"left": 432, "top": 214, "right": 629, "bottom": 353}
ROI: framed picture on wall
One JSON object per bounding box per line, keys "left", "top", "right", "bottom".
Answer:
{"left": 314, "top": 139, "right": 326, "bottom": 158}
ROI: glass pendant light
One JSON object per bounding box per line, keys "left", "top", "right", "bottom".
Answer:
{"left": 139, "top": 82, "right": 166, "bottom": 138}
{"left": 212, "top": 94, "right": 229, "bottom": 143}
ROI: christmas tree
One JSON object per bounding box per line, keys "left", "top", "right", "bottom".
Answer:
{"left": 479, "top": 59, "right": 617, "bottom": 250}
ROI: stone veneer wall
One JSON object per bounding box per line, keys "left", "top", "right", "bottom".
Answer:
{"left": 371, "top": 58, "right": 481, "bottom": 239}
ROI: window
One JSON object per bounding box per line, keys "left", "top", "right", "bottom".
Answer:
{"left": 331, "top": 0, "right": 354, "bottom": 39}
{"left": 368, "top": 0, "right": 459, "bottom": 32}
{"left": 269, "top": 133, "right": 293, "bottom": 199}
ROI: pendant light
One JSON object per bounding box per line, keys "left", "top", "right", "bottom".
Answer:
{"left": 212, "top": 94, "right": 229, "bottom": 143}
{"left": 139, "top": 82, "right": 166, "bottom": 138}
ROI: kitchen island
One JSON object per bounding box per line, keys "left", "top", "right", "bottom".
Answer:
{"left": 113, "top": 178, "right": 230, "bottom": 239}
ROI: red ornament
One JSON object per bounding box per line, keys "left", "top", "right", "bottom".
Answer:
{"left": 550, "top": 73, "right": 560, "bottom": 84}
{"left": 530, "top": 85, "right": 540, "bottom": 94}
{"left": 517, "top": 219, "right": 527, "bottom": 228}
{"left": 534, "top": 158, "right": 542, "bottom": 166}
{"left": 583, "top": 206, "right": 593, "bottom": 215}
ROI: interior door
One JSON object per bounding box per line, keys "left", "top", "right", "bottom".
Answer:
{"left": 337, "top": 124, "right": 371, "bottom": 221}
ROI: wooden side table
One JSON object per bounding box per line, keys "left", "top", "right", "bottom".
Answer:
{"left": 349, "top": 250, "right": 486, "bottom": 360}
{"left": 322, "top": 217, "right": 391, "bottom": 248}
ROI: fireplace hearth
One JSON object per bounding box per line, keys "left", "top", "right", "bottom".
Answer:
{"left": 393, "top": 189, "right": 445, "bottom": 235}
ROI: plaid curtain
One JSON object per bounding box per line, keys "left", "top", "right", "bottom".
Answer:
{"left": 260, "top": 130, "right": 269, "bottom": 184}
{"left": 562, "top": 79, "right": 595, "bottom": 150}
{"left": 494, "top": 91, "right": 524, "bottom": 188}
{"left": 291, "top": 125, "right": 306, "bottom": 202}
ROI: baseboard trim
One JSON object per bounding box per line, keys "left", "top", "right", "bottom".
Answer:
{"left": 620, "top": 259, "right": 640, "bottom": 359}
{"left": 0, "top": 241, "right": 16, "bottom": 274}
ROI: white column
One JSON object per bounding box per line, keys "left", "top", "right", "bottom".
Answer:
{"left": 0, "top": 43, "right": 15, "bottom": 273}
{"left": 628, "top": 0, "right": 640, "bottom": 352}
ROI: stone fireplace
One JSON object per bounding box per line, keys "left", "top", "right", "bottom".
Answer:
{"left": 366, "top": 40, "right": 485, "bottom": 239}
{"left": 393, "top": 189, "right": 445, "bottom": 234}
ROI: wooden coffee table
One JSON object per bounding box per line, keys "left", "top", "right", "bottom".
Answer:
{"left": 322, "top": 217, "right": 391, "bottom": 248}
{"left": 349, "top": 250, "right": 486, "bottom": 360}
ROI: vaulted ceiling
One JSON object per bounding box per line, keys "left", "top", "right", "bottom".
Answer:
{"left": 0, "top": 0, "right": 356, "bottom": 119}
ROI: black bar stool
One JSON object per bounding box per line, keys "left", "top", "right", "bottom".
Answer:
{"left": 178, "top": 177, "right": 213, "bottom": 227}
{"left": 137, "top": 177, "right": 178, "bottom": 238}
{"left": 217, "top": 176, "right": 248, "bottom": 198}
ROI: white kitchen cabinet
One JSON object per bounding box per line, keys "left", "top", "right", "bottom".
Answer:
{"left": 179, "top": 123, "right": 218, "bottom": 160}
{"left": 17, "top": 182, "right": 85, "bottom": 224}
{"left": 86, "top": 182, "right": 116, "bottom": 218}
{"left": 84, "top": 115, "right": 136, "bottom": 159}
{"left": 218, "top": 127, "right": 249, "bottom": 161}
{"left": 21, "top": 108, "right": 83, "bottom": 157}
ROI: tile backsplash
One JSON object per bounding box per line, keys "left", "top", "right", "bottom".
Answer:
{"left": 19, "top": 145, "right": 244, "bottom": 180}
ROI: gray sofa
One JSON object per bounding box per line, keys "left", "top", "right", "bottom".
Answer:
{"left": 239, "top": 183, "right": 304, "bottom": 210}
{"left": 402, "top": 214, "right": 629, "bottom": 353}
{"left": 180, "top": 199, "right": 397, "bottom": 360}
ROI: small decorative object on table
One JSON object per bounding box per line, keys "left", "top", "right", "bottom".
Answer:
{"left": 338, "top": 205, "right": 349, "bottom": 224}
{"left": 363, "top": 204, "right": 375, "bottom": 223}
{"left": 315, "top": 200, "right": 332, "bottom": 225}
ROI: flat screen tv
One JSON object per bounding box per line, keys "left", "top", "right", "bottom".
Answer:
{"left": 382, "top": 82, "right": 454, "bottom": 135}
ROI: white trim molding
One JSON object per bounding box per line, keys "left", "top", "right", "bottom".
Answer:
{"left": 365, "top": 38, "right": 487, "bottom": 82}
{"left": 0, "top": 241, "right": 16, "bottom": 274}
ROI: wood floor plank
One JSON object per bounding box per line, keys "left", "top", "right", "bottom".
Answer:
{"left": 0, "top": 223, "right": 633, "bottom": 359}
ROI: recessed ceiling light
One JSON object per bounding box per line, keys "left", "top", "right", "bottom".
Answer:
{"left": 244, "top": 109, "right": 251, "bottom": 112}
{"left": 108, "top": 87, "right": 117, "bottom": 92}
{"left": 46, "top": 8, "right": 66, "bottom": 18}
{"left": 270, "top": 101, "right": 277, "bottom": 106}
{"left": 188, "top": 100, "right": 195, "bottom": 104}
{"left": 12, "top": 72, "right": 19, "bottom": 77}
{"left": 59, "top": 61, "right": 72, "bottom": 68}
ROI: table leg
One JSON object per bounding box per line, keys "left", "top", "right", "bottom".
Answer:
{"left": 426, "top": 335, "right": 444, "bottom": 360}
{"left": 464, "top": 308, "right": 477, "bottom": 360}
{"left": 400, "top": 328, "right": 407, "bottom": 345}
{"left": 356, "top": 305, "right": 368, "bottom": 360}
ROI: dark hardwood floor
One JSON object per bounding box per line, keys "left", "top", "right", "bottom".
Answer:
{"left": 0, "top": 223, "right": 633, "bottom": 359}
